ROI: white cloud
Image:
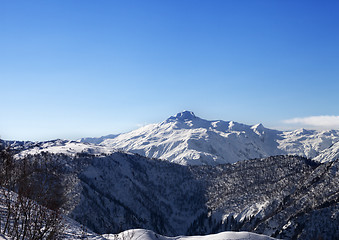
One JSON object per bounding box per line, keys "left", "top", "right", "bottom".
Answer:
{"left": 283, "top": 115, "right": 339, "bottom": 129}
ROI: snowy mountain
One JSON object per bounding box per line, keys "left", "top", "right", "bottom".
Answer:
{"left": 4, "top": 111, "right": 338, "bottom": 166}
{"left": 77, "top": 111, "right": 339, "bottom": 165}
{"left": 4, "top": 139, "right": 118, "bottom": 158}
{"left": 277, "top": 128, "right": 339, "bottom": 161}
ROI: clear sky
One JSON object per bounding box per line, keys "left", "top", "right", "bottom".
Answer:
{"left": 1, "top": 0, "right": 339, "bottom": 141}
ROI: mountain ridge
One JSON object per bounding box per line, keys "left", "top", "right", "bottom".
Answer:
{"left": 78, "top": 111, "right": 339, "bottom": 165}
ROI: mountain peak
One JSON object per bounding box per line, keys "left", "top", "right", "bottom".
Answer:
{"left": 175, "top": 110, "right": 196, "bottom": 119}
{"left": 252, "top": 123, "right": 264, "bottom": 130}
{"left": 166, "top": 111, "right": 197, "bottom": 122}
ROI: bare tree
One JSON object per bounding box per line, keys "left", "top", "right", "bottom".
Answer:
{"left": 0, "top": 144, "right": 69, "bottom": 239}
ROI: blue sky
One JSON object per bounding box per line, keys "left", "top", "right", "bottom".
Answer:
{"left": 1, "top": 0, "right": 339, "bottom": 141}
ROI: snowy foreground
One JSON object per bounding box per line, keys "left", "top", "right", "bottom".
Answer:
{"left": 0, "top": 234, "right": 7, "bottom": 240}
{"left": 0, "top": 228, "right": 277, "bottom": 240}
{"left": 104, "top": 229, "right": 277, "bottom": 240}
{"left": 62, "top": 218, "right": 278, "bottom": 240}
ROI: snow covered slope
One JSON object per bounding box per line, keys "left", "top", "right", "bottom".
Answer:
{"left": 0, "top": 234, "right": 9, "bottom": 240}
{"left": 0, "top": 187, "right": 105, "bottom": 240}
{"left": 313, "top": 140, "right": 339, "bottom": 162}
{"left": 277, "top": 128, "right": 339, "bottom": 162}
{"left": 13, "top": 139, "right": 118, "bottom": 158}
{"left": 105, "top": 229, "right": 277, "bottom": 240}
{"left": 82, "top": 111, "right": 339, "bottom": 165}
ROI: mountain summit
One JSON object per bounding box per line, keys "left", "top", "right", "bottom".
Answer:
{"left": 166, "top": 110, "right": 197, "bottom": 122}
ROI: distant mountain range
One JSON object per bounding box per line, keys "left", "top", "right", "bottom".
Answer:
{"left": 76, "top": 111, "right": 339, "bottom": 165}
{"left": 4, "top": 111, "right": 339, "bottom": 165}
